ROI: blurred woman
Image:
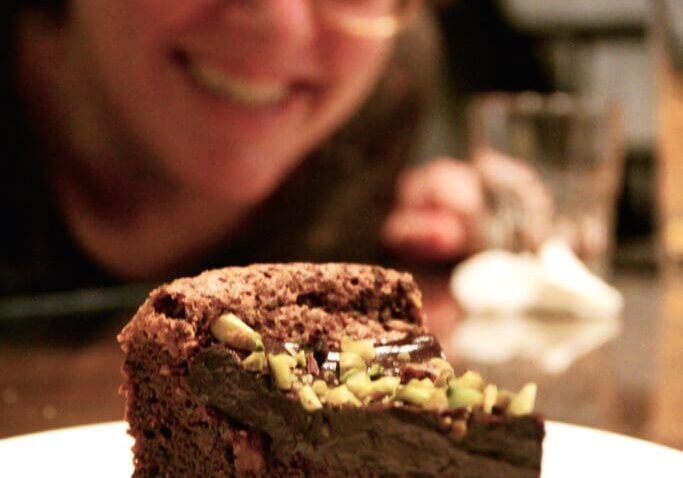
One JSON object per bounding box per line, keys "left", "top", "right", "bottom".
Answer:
{"left": 2, "top": 0, "right": 484, "bottom": 296}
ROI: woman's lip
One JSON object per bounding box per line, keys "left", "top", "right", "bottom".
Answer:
{"left": 189, "top": 61, "right": 292, "bottom": 107}
{"left": 172, "top": 49, "right": 310, "bottom": 109}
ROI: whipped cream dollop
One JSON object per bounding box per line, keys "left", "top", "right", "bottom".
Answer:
{"left": 451, "top": 240, "right": 623, "bottom": 320}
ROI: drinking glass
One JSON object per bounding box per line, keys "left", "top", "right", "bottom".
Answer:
{"left": 468, "top": 92, "right": 624, "bottom": 274}
{"left": 653, "top": 0, "right": 683, "bottom": 265}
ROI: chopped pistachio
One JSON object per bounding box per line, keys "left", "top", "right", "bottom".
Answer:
{"left": 210, "top": 313, "right": 264, "bottom": 352}
{"left": 268, "top": 353, "right": 297, "bottom": 390}
{"left": 326, "top": 385, "right": 362, "bottom": 407}
{"left": 347, "top": 372, "right": 401, "bottom": 401}
{"left": 451, "top": 371, "right": 484, "bottom": 391}
{"left": 341, "top": 337, "right": 376, "bottom": 362}
{"left": 242, "top": 351, "right": 268, "bottom": 373}
{"left": 396, "top": 382, "right": 434, "bottom": 405}
{"left": 345, "top": 371, "right": 373, "bottom": 399}
{"left": 296, "top": 350, "right": 307, "bottom": 368}
{"left": 411, "top": 378, "right": 435, "bottom": 389}
{"left": 370, "top": 376, "right": 400, "bottom": 397}
{"left": 298, "top": 385, "right": 323, "bottom": 411}
{"left": 397, "top": 352, "right": 411, "bottom": 362}
{"left": 483, "top": 384, "right": 498, "bottom": 414}
{"left": 448, "top": 385, "right": 484, "bottom": 409}
{"left": 339, "top": 352, "right": 366, "bottom": 382}
{"left": 423, "top": 388, "right": 449, "bottom": 412}
{"left": 508, "top": 383, "right": 537, "bottom": 416}
{"left": 284, "top": 354, "right": 298, "bottom": 368}
{"left": 312, "top": 380, "right": 329, "bottom": 399}
{"left": 368, "top": 363, "right": 384, "bottom": 379}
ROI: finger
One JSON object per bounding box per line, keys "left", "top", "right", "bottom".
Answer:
{"left": 381, "top": 208, "right": 470, "bottom": 260}
{"left": 473, "top": 148, "right": 554, "bottom": 217}
{"left": 396, "top": 158, "right": 484, "bottom": 217}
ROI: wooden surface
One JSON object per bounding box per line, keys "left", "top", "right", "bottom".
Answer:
{"left": 0, "top": 266, "right": 681, "bottom": 451}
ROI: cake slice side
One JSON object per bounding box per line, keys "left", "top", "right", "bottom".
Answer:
{"left": 118, "top": 263, "right": 544, "bottom": 478}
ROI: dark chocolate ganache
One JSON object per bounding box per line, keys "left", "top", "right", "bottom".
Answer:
{"left": 188, "top": 335, "right": 544, "bottom": 478}
{"left": 275, "top": 334, "right": 445, "bottom": 382}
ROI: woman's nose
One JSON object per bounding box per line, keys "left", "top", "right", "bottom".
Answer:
{"left": 219, "top": 0, "right": 317, "bottom": 48}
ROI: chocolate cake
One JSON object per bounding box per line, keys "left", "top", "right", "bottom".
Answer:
{"left": 118, "top": 263, "right": 544, "bottom": 477}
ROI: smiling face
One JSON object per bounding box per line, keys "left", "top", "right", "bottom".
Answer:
{"left": 55, "top": 0, "right": 394, "bottom": 203}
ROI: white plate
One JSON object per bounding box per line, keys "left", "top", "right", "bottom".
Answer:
{"left": 0, "top": 421, "right": 681, "bottom": 477}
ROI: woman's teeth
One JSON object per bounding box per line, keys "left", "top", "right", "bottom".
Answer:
{"left": 189, "top": 62, "right": 290, "bottom": 107}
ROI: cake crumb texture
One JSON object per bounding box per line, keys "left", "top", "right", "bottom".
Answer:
{"left": 118, "top": 263, "right": 426, "bottom": 478}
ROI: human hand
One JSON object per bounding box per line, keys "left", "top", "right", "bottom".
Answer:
{"left": 472, "top": 148, "right": 554, "bottom": 252}
{"left": 381, "top": 157, "right": 485, "bottom": 261}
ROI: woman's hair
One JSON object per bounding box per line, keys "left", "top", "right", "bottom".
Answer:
{"left": 2, "top": 0, "right": 66, "bottom": 166}
{"left": 2, "top": 1, "right": 66, "bottom": 83}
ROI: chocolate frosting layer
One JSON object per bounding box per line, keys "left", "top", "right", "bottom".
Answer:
{"left": 189, "top": 347, "right": 544, "bottom": 478}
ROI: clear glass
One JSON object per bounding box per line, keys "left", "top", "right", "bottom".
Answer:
{"left": 653, "top": 0, "right": 683, "bottom": 265}
{"left": 468, "top": 92, "right": 624, "bottom": 275}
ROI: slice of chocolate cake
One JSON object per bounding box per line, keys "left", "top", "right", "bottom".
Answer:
{"left": 118, "top": 263, "right": 544, "bottom": 478}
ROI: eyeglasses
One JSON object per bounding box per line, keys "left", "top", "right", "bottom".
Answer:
{"left": 318, "top": 0, "right": 423, "bottom": 39}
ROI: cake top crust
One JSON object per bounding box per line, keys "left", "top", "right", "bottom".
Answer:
{"left": 119, "top": 263, "right": 425, "bottom": 357}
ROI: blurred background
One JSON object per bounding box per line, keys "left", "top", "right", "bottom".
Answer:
{"left": 428, "top": 0, "right": 655, "bottom": 266}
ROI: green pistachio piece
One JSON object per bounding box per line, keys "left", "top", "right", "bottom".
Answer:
{"left": 298, "top": 385, "right": 323, "bottom": 411}
{"left": 483, "top": 384, "right": 498, "bottom": 413}
{"left": 312, "top": 380, "right": 329, "bottom": 399}
{"left": 423, "top": 388, "right": 449, "bottom": 412}
{"left": 210, "top": 313, "right": 264, "bottom": 352}
{"left": 409, "top": 378, "right": 435, "bottom": 389}
{"left": 397, "top": 383, "right": 434, "bottom": 405}
{"left": 448, "top": 385, "right": 484, "bottom": 409}
{"left": 370, "top": 376, "right": 400, "bottom": 397}
{"left": 242, "top": 351, "right": 268, "bottom": 373}
{"left": 283, "top": 354, "right": 298, "bottom": 368}
{"left": 296, "top": 350, "right": 307, "bottom": 368}
{"left": 367, "top": 363, "right": 384, "bottom": 379}
{"left": 508, "top": 383, "right": 537, "bottom": 416}
{"left": 339, "top": 352, "right": 366, "bottom": 382}
{"left": 345, "top": 371, "right": 373, "bottom": 399}
{"left": 348, "top": 373, "right": 400, "bottom": 401}
{"left": 451, "top": 370, "right": 484, "bottom": 391}
{"left": 268, "top": 353, "right": 297, "bottom": 390}
{"left": 326, "top": 385, "right": 362, "bottom": 407}
{"left": 341, "top": 337, "right": 376, "bottom": 362}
